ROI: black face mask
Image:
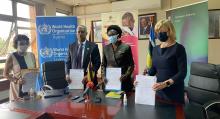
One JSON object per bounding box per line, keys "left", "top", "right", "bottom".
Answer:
{"left": 158, "top": 32, "right": 168, "bottom": 42}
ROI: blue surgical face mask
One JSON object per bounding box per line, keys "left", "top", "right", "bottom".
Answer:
{"left": 109, "top": 35, "right": 118, "bottom": 44}
{"left": 158, "top": 32, "right": 168, "bottom": 42}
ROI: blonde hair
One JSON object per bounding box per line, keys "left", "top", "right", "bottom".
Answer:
{"left": 155, "top": 19, "right": 176, "bottom": 41}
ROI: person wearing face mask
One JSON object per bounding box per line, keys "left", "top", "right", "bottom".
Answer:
{"left": 139, "top": 19, "right": 187, "bottom": 104}
{"left": 3, "top": 34, "right": 36, "bottom": 101}
{"left": 102, "top": 25, "right": 134, "bottom": 93}
{"left": 121, "top": 12, "right": 138, "bottom": 38}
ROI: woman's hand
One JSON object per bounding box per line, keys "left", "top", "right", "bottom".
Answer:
{"left": 18, "top": 78, "right": 25, "bottom": 85}
{"left": 152, "top": 79, "right": 174, "bottom": 91}
{"left": 152, "top": 82, "right": 167, "bottom": 91}
{"left": 119, "top": 75, "right": 127, "bottom": 82}
{"left": 143, "top": 68, "right": 148, "bottom": 75}
{"left": 133, "top": 80, "right": 138, "bottom": 87}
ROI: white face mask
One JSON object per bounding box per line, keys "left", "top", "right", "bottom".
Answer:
{"left": 109, "top": 35, "right": 118, "bottom": 44}
{"left": 17, "top": 45, "right": 28, "bottom": 53}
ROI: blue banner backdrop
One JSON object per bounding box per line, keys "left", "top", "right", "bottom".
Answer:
{"left": 36, "top": 16, "right": 77, "bottom": 90}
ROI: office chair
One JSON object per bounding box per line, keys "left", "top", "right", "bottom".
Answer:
{"left": 185, "top": 62, "right": 220, "bottom": 119}
{"left": 202, "top": 99, "right": 220, "bottom": 119}
{"left": 42, "top": 61, "right": 68, "bottom": 89}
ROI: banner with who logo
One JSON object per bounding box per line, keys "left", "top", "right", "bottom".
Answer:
{"left": 36, "top": 16, "right": 77, "bottom": 90}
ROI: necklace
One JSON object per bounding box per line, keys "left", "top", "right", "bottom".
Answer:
{"left": 160, "top": 40, "right": 176, "bottom": 48}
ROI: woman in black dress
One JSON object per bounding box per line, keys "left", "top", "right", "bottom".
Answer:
{"left": 144, "top": 19, "right": 187, "bottom": 104}
{"left": 102, "top": 25, "right": 134, "bottom": 93}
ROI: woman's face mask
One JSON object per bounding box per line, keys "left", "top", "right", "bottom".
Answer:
{"left": 109, "top": 34, "right": 118, "bottom": 44}
{"left": 17, "top": 45, "right": 28, "bottom": 53}
{"left": 17, "top": 41, "right": 28, "bottom": 53}
{"left": 158, "top": 32, "right": 168, "bottom": 42}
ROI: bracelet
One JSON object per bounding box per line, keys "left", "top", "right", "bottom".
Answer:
{"left": 165, "top": 81, "right": 171, "bottom": 87}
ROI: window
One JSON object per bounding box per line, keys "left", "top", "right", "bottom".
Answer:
{"left": 17, "top": 2, "right": 36, "bottom": 53}
{"left": 17, "top": 20, "right": 32, "bottom": 28}
{"left": 17, "top": 2, "right": 31, "bottom": 19}
{"left": 0, "top": 0, "right": 12, "bottom": 16}
{"left": 56, "top": 12, "right": 68, "bottom": 16}
{"left": 0, "top": 1, "right": 36, "bottom": 74}
{"left": 0, "top": 21, "right": 14, "bottom": 71}
{"left": 0, "top": 21, "right": 12, "bottom": 41}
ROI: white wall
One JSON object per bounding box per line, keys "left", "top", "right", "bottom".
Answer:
{"left": 34, "top": 0, "right": 72, "bottom": 16}
{"left": 208, "top": 0, "right": 220, "bottom": 64}
{"left": 73, "top": 0, "right": 220, "bottom": 75}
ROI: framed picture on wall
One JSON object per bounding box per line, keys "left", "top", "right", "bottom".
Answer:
{"left": 138, "top": 13, "right": 157, "bottom": 40}
{"left": 209, "top": 9, "right": 220, "bottom": 39}
{"left": 92, "top": 20, "right": 102, "bottom": 42}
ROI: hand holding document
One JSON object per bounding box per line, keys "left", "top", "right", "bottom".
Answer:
{"left": 21, "top": 68, "right": 39, "bottom": 92}
{"left": 105, "top": 68, "right": 121, "bottom": 91}
{"left": 135, "top": 75, "right": 156, "bottom": 106}
{"left": 68, "top": 69, "right": 84, "bottom": 89}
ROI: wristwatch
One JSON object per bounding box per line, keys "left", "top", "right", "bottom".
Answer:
{"left": 165, "top": 81, "right": 171, "bottom": 87}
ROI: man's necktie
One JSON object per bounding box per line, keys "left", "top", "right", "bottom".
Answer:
{"left": 76, "top": 43, "right": 83, "bottom": 69}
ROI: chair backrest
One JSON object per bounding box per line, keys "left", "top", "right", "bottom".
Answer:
{"left": 187, "top": 62, "right": 220, "bottom": 105}
{"left": 42, "top": 61, "right": 68, "bottom": 89}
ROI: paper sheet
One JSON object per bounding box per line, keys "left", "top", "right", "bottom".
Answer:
{"left": 22, "top": 71, "right": 39, "bottom": 92}
{"left": 135, "top": 75, "right": 156, "bottom": 106}
{"left": 68, "top": 69, "right": 84, "bottom": 89}
{"left": 105, "top": 68, "right": 121, "bottom": 91}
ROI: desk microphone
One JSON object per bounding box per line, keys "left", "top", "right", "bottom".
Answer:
{"left": 82, "top": 81, "right": 94, "bottom": 96}
{"left": 82, "top": 87, "right": 90, "bottom": 96}
{"left": 72, "top": 81, "right": 103, "bottom": 102}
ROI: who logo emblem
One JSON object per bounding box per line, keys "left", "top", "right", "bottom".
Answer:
{"left": 38, "top": 24, "right": 52, "bottom": 35}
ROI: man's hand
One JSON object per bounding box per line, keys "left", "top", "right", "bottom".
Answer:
{"left": 82, "top": 75, "right": 88, "bottom": 84}
{"left": 66, "top": 75, "right": 72, "bottom": 84}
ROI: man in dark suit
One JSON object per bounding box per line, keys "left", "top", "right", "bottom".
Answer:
{"left": 140, "top": 17, "right": 150, "bottom": 35}
{"left": 66, "top": 25, "right": 101, "bottom": 86}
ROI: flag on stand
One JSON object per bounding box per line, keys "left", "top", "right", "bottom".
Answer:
{"left": 146, "top": 23, "right": 156, "bottom": 69}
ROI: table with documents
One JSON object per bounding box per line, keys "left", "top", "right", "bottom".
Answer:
{"left": 0, "top": 90, "right": 185, "bottom": 119}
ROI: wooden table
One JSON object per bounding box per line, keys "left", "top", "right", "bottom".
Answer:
{"left": 0, "top": 90, "right": 185, "bottom": 119}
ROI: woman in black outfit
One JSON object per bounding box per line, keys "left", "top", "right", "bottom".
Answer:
{"left": 144, "top": 19, "right": 187, "bottom": 104}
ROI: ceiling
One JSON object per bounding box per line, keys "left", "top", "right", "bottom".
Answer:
{"left": 55, "top": 0, "right": 126, "bottom": 6}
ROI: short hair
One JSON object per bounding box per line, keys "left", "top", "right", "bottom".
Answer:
{"left": 13, "top": 34, "right": 30, "bottom": 49}
{"left": 140, "top": 17, "right": 148, "bottom": 23}
{"left": 107, "top": 25, "right": 122, "bottom": 38}
{"left": 155, "top": 19, "right": 176, "bottom": 41}
{"left": 77, "top": 25, "right": 87, "bottom": 33}
{"left": 122, "top": 12, "right": 134, "bottom": 22}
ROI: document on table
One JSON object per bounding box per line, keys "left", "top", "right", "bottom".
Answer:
{"left": 135, "top": 75, "right": 156, "bottom": 106}
{"left": 105, "top": 91, "right": 121, "bottom": 99}
{"left": 105, "top": 68, "right": 121, "bottom": 91}
{"left": 68, "top": 69, "right": 84, "bottom": 89}
{"left": 21, "top": 69, "right": 39, "bottom": 92}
